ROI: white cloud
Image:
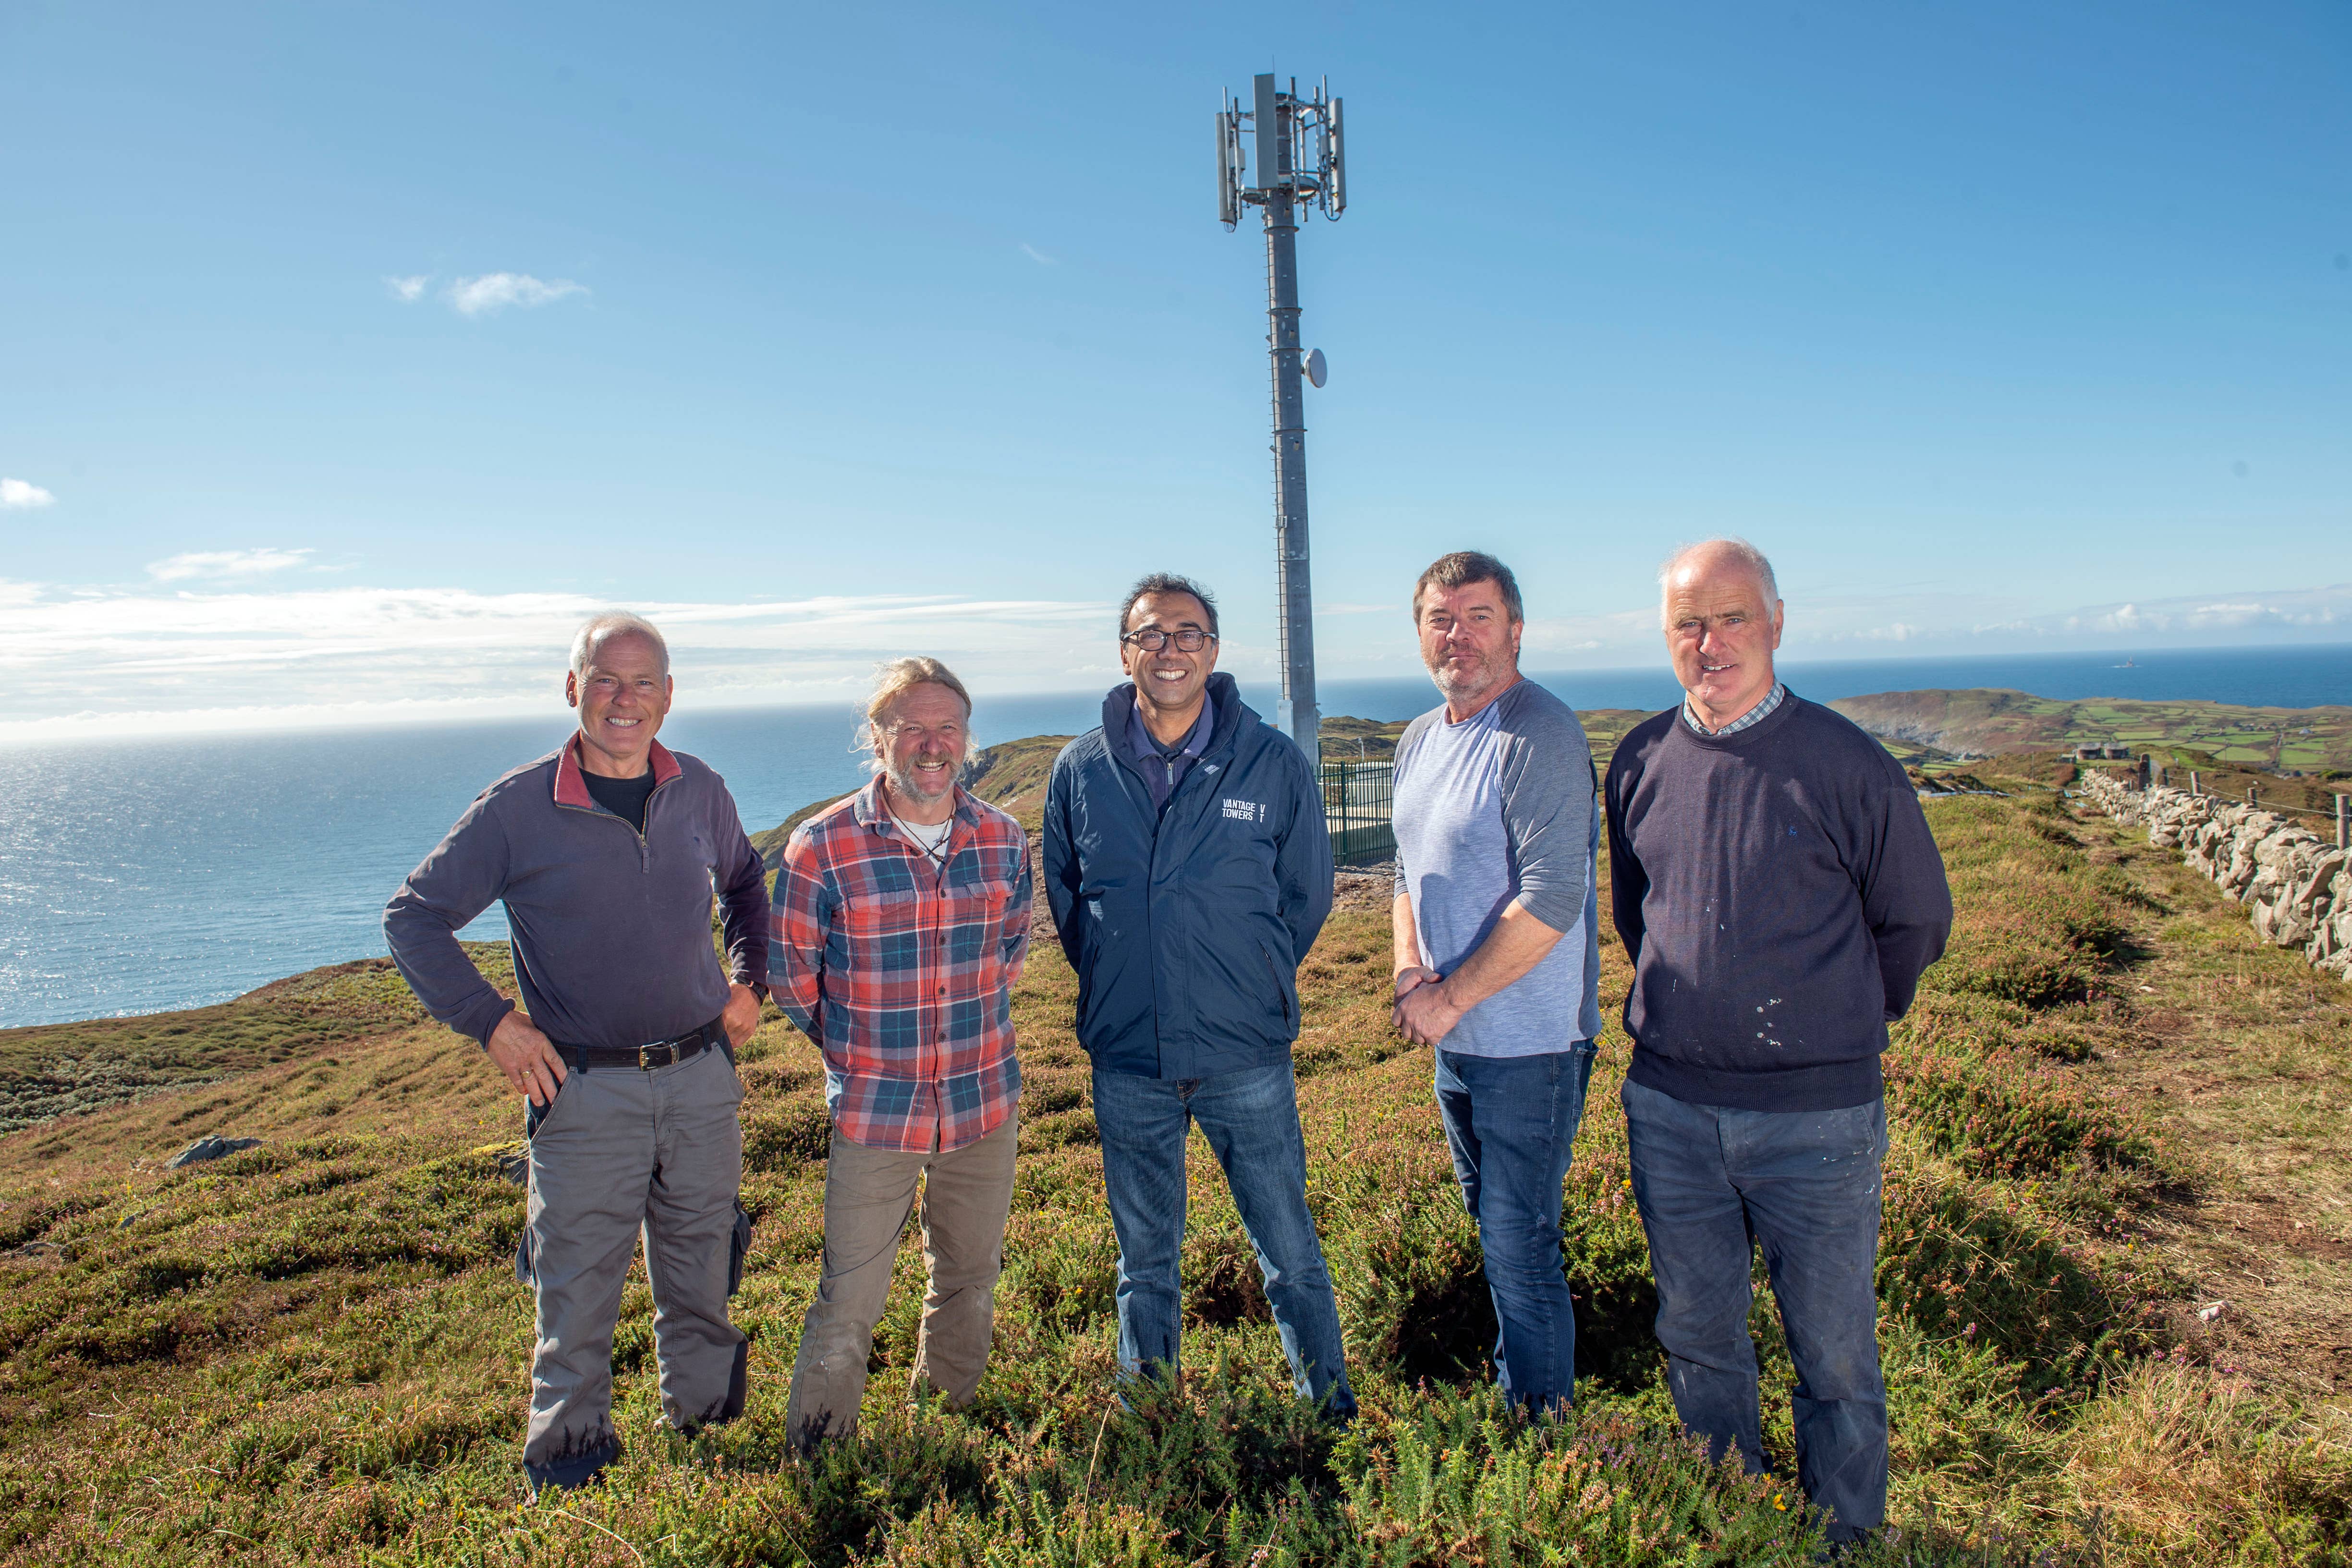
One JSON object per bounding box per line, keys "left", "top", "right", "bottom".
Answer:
{"left": 146, "top": 548, "right": 316, "bottom": 582}
{"left": 17, "top": 572, "right": 2352, "bottom": 743}
{"left": 2058, "top": 587, "right": 2347, "bottom": 638}
{"left": 10, "top": 584, "right": 1116, "bottom": 740}
{"left": 1019, "top": 243, "right": 1057, "bottom": 266}
{"left": 446, "top": 273, "right": 589, "bottom": 316}
{"left": 386, "top": 274, "right": 429, "bottom": 302}
{"left": 0, "top": 477, "right": 57, "bottom": 510}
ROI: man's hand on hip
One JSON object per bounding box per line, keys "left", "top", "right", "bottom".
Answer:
{"left": 721, "top": 983, "right": 761, "bottom": 1049}
{"left": 487, "top": 1009, "right": 568, "bottom": 1106}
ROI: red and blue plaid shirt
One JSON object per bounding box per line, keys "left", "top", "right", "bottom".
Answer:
{"left": 770, "top": 778, "right": 1032, "bottom": 1153}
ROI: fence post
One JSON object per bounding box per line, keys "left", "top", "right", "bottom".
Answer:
{"left": 2338, "top": 794, "right": 2347, "bottom": 851}
{"left": 2189, "top": 770, "right": 2199, "bottom": 796}
{"left": 2246, "top": 784, "right": 2258, "bottom": 807}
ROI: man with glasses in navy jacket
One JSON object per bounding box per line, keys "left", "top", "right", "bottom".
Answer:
{"left": 1043, "top": 572, "right": 1353, "bottom": 1421}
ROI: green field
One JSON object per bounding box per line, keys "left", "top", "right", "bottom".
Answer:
{"left": 1832, "top": 689, "right": 2352, "bottom": 779}
{"left": 3, "top": 748, "right": 2350, "bottom": 1563}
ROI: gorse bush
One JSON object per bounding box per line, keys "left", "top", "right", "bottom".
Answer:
{"left": 1, "top": 782, "right": 2349, "bottom": 1563}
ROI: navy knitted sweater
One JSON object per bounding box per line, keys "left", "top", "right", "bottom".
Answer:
{"left": 1602, "top": 693, "right": 1952, "bottom": 1112}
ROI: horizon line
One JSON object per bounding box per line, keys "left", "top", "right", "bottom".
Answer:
{"left": 21, "top": 639, "right": 2352, "bottom": 751}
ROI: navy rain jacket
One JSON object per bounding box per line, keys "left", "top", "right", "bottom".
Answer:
{"left": 1044, "top": 673, "right": 1334, "bottom": 1080}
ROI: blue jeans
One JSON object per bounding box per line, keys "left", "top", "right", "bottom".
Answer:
{"left": 1434, "top": 1044, "right": 1597, "bottom": 1415}
{"left": 1091, "top": 1062, "right": 1355, "bottom": 1419}
{"left": 1621, "top": 1078, "right": 1890, "bottom": 1544}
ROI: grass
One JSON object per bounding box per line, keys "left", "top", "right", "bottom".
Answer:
{"left": 1, "top": 766, "right": 2350, "bottom": 1563}
{"left": 0, "top": 949, "right": 512, "bottom": 1139}
{"left": 1833, "top": 690, "right": 2352, "bottom": 779}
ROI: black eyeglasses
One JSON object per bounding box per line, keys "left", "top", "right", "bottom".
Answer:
{"left": 1122, "top": 628, "right": 1217, "bottom": 653}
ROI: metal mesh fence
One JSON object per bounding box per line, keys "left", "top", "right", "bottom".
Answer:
{"left": 1320, "top": 759, "right": 1396, "bottom": 865}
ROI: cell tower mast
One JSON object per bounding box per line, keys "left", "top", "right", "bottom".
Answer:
{"left": 1217, "top": 73, "right": 1345, "bottom": 757}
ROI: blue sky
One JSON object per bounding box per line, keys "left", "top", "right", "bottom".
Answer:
{"left": 5, "top": 0, "right": 2349, "bottom": 735}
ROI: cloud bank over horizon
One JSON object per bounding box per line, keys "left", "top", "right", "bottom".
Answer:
{"left": 10, "top": 584, "right": 1119, "bottom": 741}
{"left": 12, "top": 574, "right": 2349, "bottom": 741}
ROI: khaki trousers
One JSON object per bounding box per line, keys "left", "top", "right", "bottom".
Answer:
{"left": 784, "top": 1113, "right": 1018, "bottom": 1447}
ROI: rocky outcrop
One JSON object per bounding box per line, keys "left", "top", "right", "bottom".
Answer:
{"left": 165, "top": 1135, "right": 262, "bottom": 1168}
{"left": 2076, "top": 770, "right": 2351, "bottom": 980}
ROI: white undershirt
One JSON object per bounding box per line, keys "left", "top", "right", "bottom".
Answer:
{"left": 895, "top": 814, "right": 952, "bottom": 856}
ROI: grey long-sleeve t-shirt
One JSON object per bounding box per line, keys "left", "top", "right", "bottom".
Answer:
{"left": 383, "top": 737, "right": 770, "bottom": 1051}
{"left": 1603, "top": 693, "right": 1952, "bottom": 1112}
{"left": 1391, "top": 679, "right": 1604, "bottom": 1056}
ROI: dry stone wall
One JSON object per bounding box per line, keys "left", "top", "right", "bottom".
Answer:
{"left": 2076, "top": 769, "right": 2351, "bottom": 980}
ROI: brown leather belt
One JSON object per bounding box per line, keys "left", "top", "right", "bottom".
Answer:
{"left": 556, "top": 1015, "right": 727, "bottom": 1071}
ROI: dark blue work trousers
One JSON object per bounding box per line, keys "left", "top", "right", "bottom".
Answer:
{"left": 1433, "top": 1044, "right": 1597, "bottom": 1415}
{"left": 1621, "top": 1078, "right": 1890, "bottom": 1544}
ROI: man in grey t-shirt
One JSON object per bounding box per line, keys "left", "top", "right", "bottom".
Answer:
{"left": 1391, "top": 550, "right": 1602, "bottom": 1415}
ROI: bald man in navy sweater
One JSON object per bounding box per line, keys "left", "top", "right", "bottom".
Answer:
{"left": 1604, "top": 539, "right": 1950, "bottom": 1553}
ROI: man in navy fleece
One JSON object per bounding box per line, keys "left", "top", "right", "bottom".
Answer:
{"left": 1603, "top": 539, "right": 1951, "bottom": 1552}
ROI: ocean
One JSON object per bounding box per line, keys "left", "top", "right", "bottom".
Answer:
{"left": 8, "top": 643, "right": 2350, "bottom": 1029}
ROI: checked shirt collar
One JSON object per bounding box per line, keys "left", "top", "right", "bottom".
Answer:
{"left": 1683, "top": 681, "right": 1786, "bottom": 739}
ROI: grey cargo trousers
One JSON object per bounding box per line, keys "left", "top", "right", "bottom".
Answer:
{"left": 519, "top": 1043, "right": 747, "bottom": 1488}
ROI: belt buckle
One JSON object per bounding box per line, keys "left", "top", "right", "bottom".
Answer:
{"left": 638, "top": 1041, "right": 676, "bottom": 1071}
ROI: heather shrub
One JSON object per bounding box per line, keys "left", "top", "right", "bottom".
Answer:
{"left": 1886, "top": 1028, "right": 2163, "bottom": 1193}
{"left": 1877, "top": 1160, "right": 2168, "bottom": 1395}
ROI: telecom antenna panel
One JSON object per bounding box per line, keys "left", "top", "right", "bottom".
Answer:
{"left": 1214, "top": 73, "right": 1346, "bottom": 756}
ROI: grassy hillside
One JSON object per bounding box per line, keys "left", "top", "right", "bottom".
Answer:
{"left": 959, "top": 731, "right": 1070, "bottom": 831}
{"left": 2, "top": 764, "right": 2350, "bottom": 1563}
{"left": 1321, "top": 708, "right": 1673, "bottom": 768}
{"left": 1834, "top": 689, "right": 2352, "bottom": 778}
{"left": 0, "top": 949, "right": 512, "bottom": 1140}
{"left": 1328, "top": 706, "right": 1952, "bottom": 774}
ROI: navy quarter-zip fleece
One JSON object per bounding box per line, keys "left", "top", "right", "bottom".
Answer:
{"left": 1043, "top": 673, "right": 1333, "bottom": 1080}
{"left": 385, "top": 737, "right": 770, "bottom": 1050}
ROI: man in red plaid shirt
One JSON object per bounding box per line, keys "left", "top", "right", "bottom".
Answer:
{"left": 770, "top": 657, "right": 1033, "bottom": 1449}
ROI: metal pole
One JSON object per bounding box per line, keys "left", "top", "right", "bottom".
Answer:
{"left": 1259, "top": 77, "right": 1319, "bottom": 757}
